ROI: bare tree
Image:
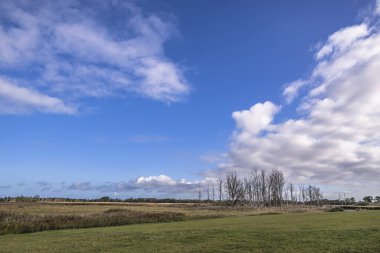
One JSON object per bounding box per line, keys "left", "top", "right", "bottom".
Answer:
{"left": 207, "top": 183, "right": 210, "bottom": 200}
{"left": 284, "top": 183, "right": 289, "bottom": 205}
{"left": 308, "top": 185, "right": 313, "bottom": 205}
{"left": 288, "top": 182, "right": 295, "bottom": 205}
{"left": 299, "top": 184, "right": 307, "bottom": 205}
{"left": 250, "top": 169, "right": 261, "bottom": 208}
{"left": 217, "top": 169, "right": 323, "bottom": 208}
{"left": 307, "top": 185, "right": 323, "bottom": 206}
{"left": 198, "top": 183, "right": 202, "bottom": 205}
{"left": 212, "top": 182, "right": 215, "bottom": 201}
{"left": 267, "top": 169, "right": 285, "bottom": 207}
{"left": 259, "top": 170, "right": 267, "bottom": 206}
{"left": 225, "top": 172, "right": 246, "bottom": 207}
{"left": 217, "top": 178, "right": 224, "bottom": 201}
{"left": 244, "top": 178, "right": 253, "bottom": 205}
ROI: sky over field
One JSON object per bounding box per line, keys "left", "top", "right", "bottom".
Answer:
{"left": 1, "top": 0, "right": 379, "bottom": 199}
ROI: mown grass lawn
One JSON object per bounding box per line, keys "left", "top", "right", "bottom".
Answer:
{"left": 0, "top": 211, "right": 379, "bottom": 253}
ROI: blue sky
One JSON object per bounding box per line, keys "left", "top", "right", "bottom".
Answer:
{"left": 1, "top": 0, "right": 379, "bottom": 199}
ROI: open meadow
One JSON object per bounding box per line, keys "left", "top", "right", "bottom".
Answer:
{"left": 0, "top": 201, "right": 316, "bottom": 235}
{"left": 0, "top": 209, "right": 379, "bottom": 253}
{"left": 0, "top": 202, "right": 379, "bottom": 252}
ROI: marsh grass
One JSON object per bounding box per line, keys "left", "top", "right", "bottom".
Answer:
{"left": 0, "top": 209, "right": 185, "bottom": 235}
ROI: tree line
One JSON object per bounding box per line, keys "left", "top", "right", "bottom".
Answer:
{"left": 199, "top": 169, "right": 380, "bottom": 207}
{"left": 199, "top": 169, "right": 323, "bottom": 207}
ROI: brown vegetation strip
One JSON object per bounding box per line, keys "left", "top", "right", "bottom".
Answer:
{"left": 0, "top": 209, "right": 185, "bottom": 235}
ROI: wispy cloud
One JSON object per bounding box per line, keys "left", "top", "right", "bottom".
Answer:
{"left": 200, "top": 152, "right": 228, "bottom": 163}
{"left": 0, "top": 0, "right": 189, "bottom": 115}
{"left": 282, "top": 79, "right": 307, "bottom": 104}
{"left": 37, "top": 181, "right": 53, "bottom": 192}
{"left": 0, "top": 78, "right": 76, "bottom": 114}
{"left": 213, "top": 3, "right": 380, "bottom": 197}
{"left": 314, "top": 24, "right": 369, "bottom": 60}
{"left": 377, "top": 0, "right": 380, "bottom": 15}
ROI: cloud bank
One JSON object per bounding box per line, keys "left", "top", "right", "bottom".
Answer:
{"left": 0, "top": 0, "right": 189, "bottom": 114}
{"left": 224, "top": 4, "right": 380, "bottom": 197}
{"left": 66, "top": 175, "right": 199, "bottom": 198}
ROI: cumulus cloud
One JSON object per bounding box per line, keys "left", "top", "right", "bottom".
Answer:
{"left": 232, "top": 101, "right": 280, "bottom": 137}
{"left": 0, "top": 0, "right": 189, "bottom": 114}
{"left": 136, "top": 175, "right": 176, "bottom": 186}
{"left": 224, "top": 4, "right": 380, "bottom": 197}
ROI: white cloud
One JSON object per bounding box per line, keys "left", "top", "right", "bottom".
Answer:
{"left": 0, "top": 3, "right": 40, "bottom": 66}
{"left": 283, "top": 79, "right": 307, "bottom": 104}
{"left": 232, "top": 101, "right": 279, "bottom": 137}
{"left": 136, "top": 175, "right": 177, "bottom": 186}
{"left": 0, "top": 0, "right": 189, "bottom": 114}
{"left": 224, "top": 4, "right": 380, "bottom": 198}
{"left": 315, "top": 24, "right": 369, "bottom": 60}
{"left": 0, "top": 78, "right": 76, "bottom": 114}
{"left": 136, "top": 58, "right": 189, "bottom": 102}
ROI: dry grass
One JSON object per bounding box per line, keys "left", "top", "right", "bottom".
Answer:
{"left": 0, "top": 208, "right": 185, "bottom": 235}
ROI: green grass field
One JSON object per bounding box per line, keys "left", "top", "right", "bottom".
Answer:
{"left": 0, "top": 210, "right": 379, "bottom": 253}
